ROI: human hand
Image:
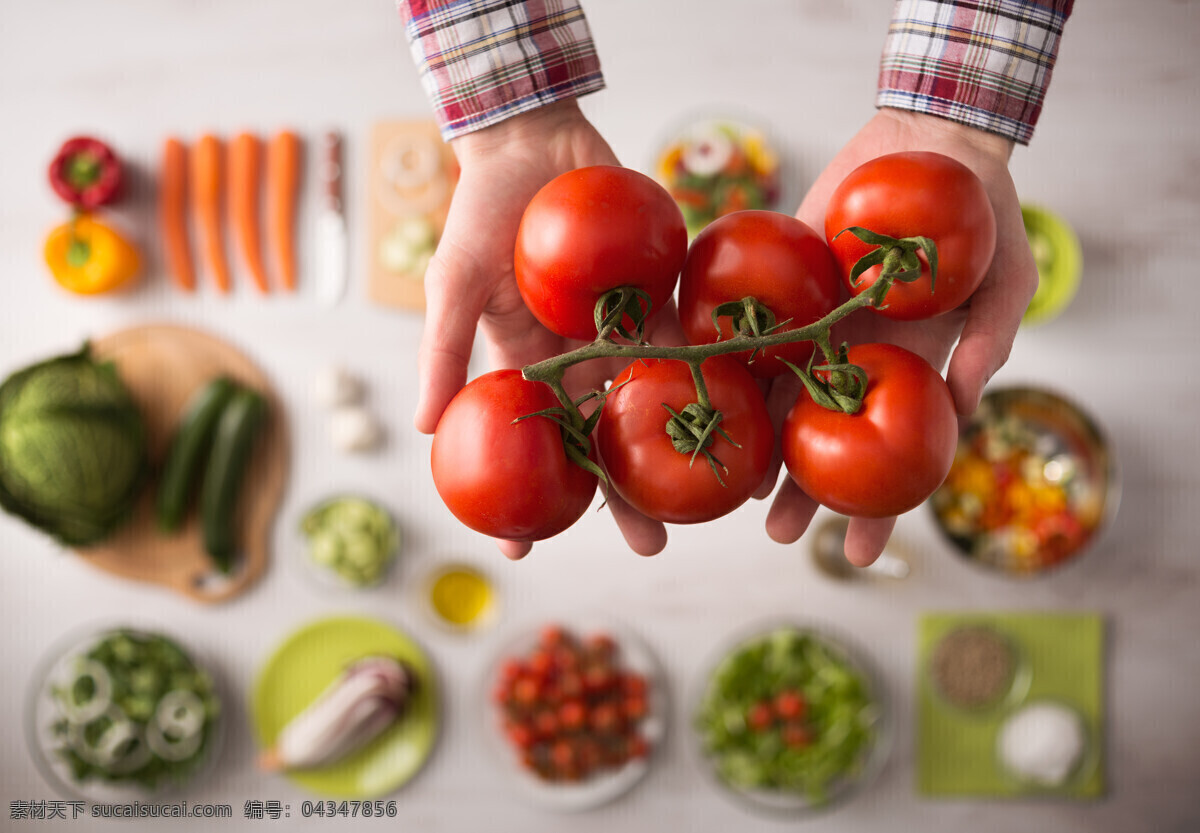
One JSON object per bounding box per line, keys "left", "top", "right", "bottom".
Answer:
{"left": 764, "top": 108, "right": 1038, "bottom": 565}
{"left": 414, "top": 99, "right": 668, "bottom": 559}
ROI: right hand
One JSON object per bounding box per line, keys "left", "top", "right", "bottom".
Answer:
{"left": 415, "top": 100, "right": 669, "bottom": 559}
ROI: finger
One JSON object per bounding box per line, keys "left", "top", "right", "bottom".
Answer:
{"left": 946, "top": 230, "right": 1038, "bottom": 415}
{"left": 765, "top": 477, "right": 820, "bottom": 544}
{"left": 414, "top": 239, "right": 489, "bottom": 434}
{"left": 843, "top": 516, "right": 897, "bottom": 567}
{"left": 497, "top": 538, "right": 532, "bottom": 560}
{"left": 754, "top": 373, "right": 801, "bottom": 500}
{"left": 604, "top": 488, "right": 668, "bottom": 556}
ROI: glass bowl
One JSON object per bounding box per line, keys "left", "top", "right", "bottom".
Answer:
{"left": 924, "top": 623, "right": 1031, "bottom": 716}
{"left": 929, "top": 386, "right": 1120, "bottom": 577}
{"left": 994, "top": 698, "right": 1098, "bottom": 793}
{"left": 25, "top": 624, "right": 225, "bottom": 803}
{"left": 689, "top": 620, "right": 892, "bottom": 818}
{"left": 478, "top": 616, "right": 668, "bottom": 812}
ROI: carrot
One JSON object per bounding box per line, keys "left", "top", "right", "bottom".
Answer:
{"left": 191, "top": 134, "right": 231, "bottom": 292}
{"left": 159, "top": 137, "right": 195, "bottom": 291}
{"left": 267, "top": 130, "right": 301, "bottom": 290}
{"left": 228, "top": 132, "right": 271, "bottom": 293}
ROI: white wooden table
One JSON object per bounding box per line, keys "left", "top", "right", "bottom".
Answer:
{"left": 1, "top": 2, "right": 1197, "bottom": 831}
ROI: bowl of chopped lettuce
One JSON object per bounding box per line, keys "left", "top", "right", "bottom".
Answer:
{"left": 26, "top": 626, "right": 223, "bottom": 801}
{"left": 692, "top": 622, "right": 890, "bottom": 816}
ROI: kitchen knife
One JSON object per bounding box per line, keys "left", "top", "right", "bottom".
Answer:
{"left": 314, "top": 131, "right": 348, "bottom": 305}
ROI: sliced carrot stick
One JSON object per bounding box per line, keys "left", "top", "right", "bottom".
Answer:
{"left": 229, "top": 132, "right": 270, "bottom": 293}
{"left": 159, "top": 137, "right": 195, "bottom": 291}
{"left": 190, "top": 134, "right": 231, "bottom": 293}
{"left": 267, "top": 130, "right": 301, "bottom": 291}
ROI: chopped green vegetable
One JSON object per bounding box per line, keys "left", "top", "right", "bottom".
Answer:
{"left": 695, "top": 627, "right": 880, "bottom": 806}
{"left": 49, "top": 630, "right": 219, "bottom": 790}
{"left": 300, "top": 496, "right": 399, "bottom": 587}
{"left": 0, "top": 344, "right": 146, "bottom": 545}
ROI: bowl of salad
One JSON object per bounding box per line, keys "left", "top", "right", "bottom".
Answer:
{"left": 26, "top": 626, "right": 223, "bottom": 802}
{"left": 692, "top": 622, "right": 890, "bottom": 817}
{"left": 929, "top": 386, "right": 1119, "bottom": 576}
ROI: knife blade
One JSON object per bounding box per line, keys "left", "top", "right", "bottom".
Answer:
{"left": 314, "top": 131, "right": 348, "bottom": 305}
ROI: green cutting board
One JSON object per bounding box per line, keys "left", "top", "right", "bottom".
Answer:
{"left": 917, "top": 611, "right": 1105, "bottom": 798}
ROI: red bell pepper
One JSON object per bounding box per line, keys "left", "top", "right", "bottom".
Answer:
{"left": 48, "top": 136, "right": 123, "bottom": 209}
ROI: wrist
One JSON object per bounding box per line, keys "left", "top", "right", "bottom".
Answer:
{"left": 451, "top": 100, "right": 588, "bottom": 159}
{"left": 878, "top": 108, "right": 1015, "bottom": 164}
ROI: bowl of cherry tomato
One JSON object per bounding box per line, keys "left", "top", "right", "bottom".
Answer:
{"left": 482, "top": 620, "right": 667, "bottom": 811}
{"left": 930, "top": 386, "right": 1119, "bottom": 576}
{"left": 691, "top": 622, "right": 891, "bottom": 817}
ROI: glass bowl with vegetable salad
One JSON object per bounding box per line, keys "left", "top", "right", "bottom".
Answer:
{"left": 26, "top": 626, "right": 223, "bottom": 802}
{"left": 691, "top": 621, "right": 891, "bottom": 817}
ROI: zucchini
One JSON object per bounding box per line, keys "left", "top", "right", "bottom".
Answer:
{"left": 156, "top": 377, "right": 237, "bottom": 532}
{"left": 199, "top": 387, "right": 267, "bottom": 573}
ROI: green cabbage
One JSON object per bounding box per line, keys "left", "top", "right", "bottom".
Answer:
{"left": 0, "top": 344, "right": 147, "bottom": 546}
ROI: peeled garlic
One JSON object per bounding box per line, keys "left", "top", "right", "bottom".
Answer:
{"left": 330, "top": 406, "right": 384, "bottom": 453}
{"left": 311, "top": 366, "right": 364, "bottom": 409}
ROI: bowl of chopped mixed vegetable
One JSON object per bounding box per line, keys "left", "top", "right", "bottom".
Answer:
{"left": 26, "top": 626, "right": 223, "bottom": 802}
{"left": 691, "top": 622, "right": 891, "bottom": 817}
{"left": 929, "top": 386, "right": 1119, "bottom": 577}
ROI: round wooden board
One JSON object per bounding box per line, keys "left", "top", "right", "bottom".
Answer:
{"left": 78, "top": 323, "right": 289, "bottom": 603}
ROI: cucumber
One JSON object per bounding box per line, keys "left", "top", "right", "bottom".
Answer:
{"left": 199, "top": 387, "right": 267, "bottom": 573}
{"left": 156, "top": 377, "right": 237, "bottom": 532}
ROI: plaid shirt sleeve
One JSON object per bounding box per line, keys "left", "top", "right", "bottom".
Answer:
{"left": 877, "top": 0, "right": 1074, "bottom": 145}
{"left": 397, "top": 0, "right": 605, "bottom": 141}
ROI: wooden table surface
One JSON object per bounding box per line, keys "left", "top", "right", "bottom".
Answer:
{"left": 1, "top": 2, "right": 1197, "bottom": 831}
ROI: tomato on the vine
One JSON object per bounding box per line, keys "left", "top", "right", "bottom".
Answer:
{"left": 782, "top": 343, "right": 957, "bottom": 518}
{"left": 431, "top": 370, "right": 597, "bottom": 541}
{"left": 596, "top": 356, "right": 773, "bottom": 524}
{"left": 678, "top": 210, "right": 842, "bottom": 378}
{"left": 515, "top": 165, "right": 688, "bottom": 341}
{"left": 825, "top": 151, "right": 995, "bottom": 320}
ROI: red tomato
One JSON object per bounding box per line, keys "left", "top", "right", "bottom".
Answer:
{"left": 678, "top": 210, "right": 841, "bottom": 377}
{"left": 431, "top": 370, "right": 597, "bottom": 541}
{"left": 747, "top": 701, "right": 774, "bottom": 732}
{"left": 773, "top": 689, "right": 806, "bottom": 721}
{"left": 825, "top": 151, "right": 996, "bottom": 320}
{"left": 782, "top": 343, "right": 957, "bottom": 518}
{"left": 515, "top": 165, "right": 687, "bottom": 341}
{"left": 596, "top": 356, "right": 773, "bottom": 524}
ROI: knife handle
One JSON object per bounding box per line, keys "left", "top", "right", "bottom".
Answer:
{"left": 323, "top": 131, "right": 343, "bottom": 212}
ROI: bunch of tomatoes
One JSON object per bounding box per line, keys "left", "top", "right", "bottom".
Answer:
{"left": 432, "top": 152, "right": 997, "bottom": 545}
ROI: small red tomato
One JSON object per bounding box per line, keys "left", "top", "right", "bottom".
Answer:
{"left": 559, "top": 700, "right": 587, "bottom": 731}
{"left": 782, "top": 722, "right": 814, "bottom": 749}
{"left": 621, "top": 673, "right": 648, "bottom": 699}
{"left": 747, "top": 701, "right": 774, "bottom": 732}
{"left": 773, "top": 689, "right": 806, "bottom": 721}
{"left": 558, "top": 671, "right": 584, "bottom": 700}
{"left": 533, "top": 708, "right": 559, "bottom": 739}
{"left": 627, "top": 735, "right": 650, "bottom": 759}
{"left": 528, "top": 649, "right": 554, "bottom": 680}
{"left": 512, "top": 676, "right": 540, "bottom": 707}
{"left": 584, "top": 632, "right": 617, "bottom": 661}
{"left": 583, "top": 664, "right": 616, "bottom": 694}
{"left": 506, "top": 722, "right": 536, "bottom": 750}
{"left": 590, "top": 703, "right": 624, "bottom": 735}
{"left": 622, "top": 696, "right": 648, "bottom": 722}
{"left": 540, "top": 624, "right": 568, "bottom": 649}
{"left": 550, "top": 739, "right": 576, "bottom": 770}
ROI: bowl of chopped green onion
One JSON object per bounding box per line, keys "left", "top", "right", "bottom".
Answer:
{"left": 25, "top": 625, "right": 223, "bottom": 802}
{"left": 691, "top": 621, "right": 891, "bottom": 817}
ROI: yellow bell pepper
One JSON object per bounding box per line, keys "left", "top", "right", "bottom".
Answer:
{"left": 44, "top": 215, "right": 140, "bottom": 295}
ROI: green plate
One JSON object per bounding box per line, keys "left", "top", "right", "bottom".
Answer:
{"left": 1021, "top": 204, "right": 1083, "bottom": 326}
{"left": 917, "top": 611, "right": 1105, "bottom": 799}
{"left": 252, "top": 615, "right": 439, "bottom": 798}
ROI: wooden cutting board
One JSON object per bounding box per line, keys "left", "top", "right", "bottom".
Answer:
{"left": 78, "top": 323, "right": 289, "bottom": 603}
{"left": 366, "top": 120, "right": 459, "bottom": 311}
